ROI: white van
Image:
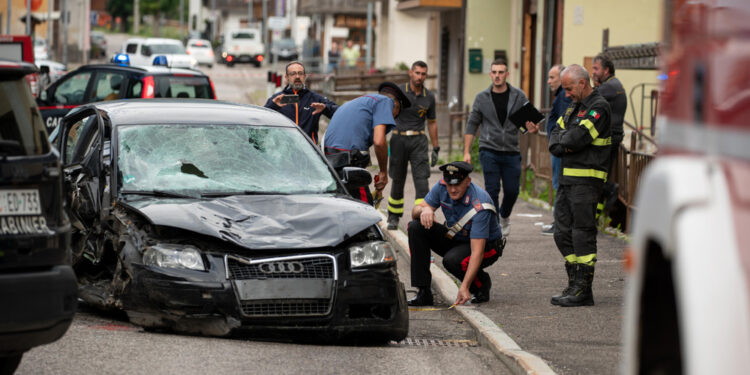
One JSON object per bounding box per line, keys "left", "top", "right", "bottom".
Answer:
{"left": 122, "top": 38, "right": 197, "bottom": 70}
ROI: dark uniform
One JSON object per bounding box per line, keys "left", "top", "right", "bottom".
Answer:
{"left": 407, "top": 162, "right": 504, "bottom": 306}
{"left": 597, "top": 76, "right": 627, "bottom": 214}
{"left": 387, "top": 83, "right": 436, "bottom": 226}
{"left": 548, "top": 88, "right": 611, "bottom": 307}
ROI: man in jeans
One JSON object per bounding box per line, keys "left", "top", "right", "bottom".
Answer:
{"left": 464, "top": 59, "right": 539, "bottom": 236}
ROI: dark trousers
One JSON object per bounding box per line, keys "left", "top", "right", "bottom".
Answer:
{"left": 324, "top": 148, "right": 373, "bottom": 205}
{"left": 408, "top": 219, "right": 502, "bottom": 291}
{"left": 553, "top": 184, "right": 603, "bottom": 263}
{"left": 388, "top": 134, "right": 430, "bottom": 216}
{"left": 479, "top": 149, "right": 522, "bottom": 219}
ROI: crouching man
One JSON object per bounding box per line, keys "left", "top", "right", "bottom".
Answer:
{"left": 407, "top": 161, "right": 505, "bottom": 306}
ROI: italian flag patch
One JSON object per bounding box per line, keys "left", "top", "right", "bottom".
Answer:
{"left": 589, "top": 110, "right": 600, "bottom": 119}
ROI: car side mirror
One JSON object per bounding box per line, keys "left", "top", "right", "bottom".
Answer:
{"left": 40, "top": 65, "right": 50, "bottom": 74}
{"left": 340, "top": 167, "right": 372, "bottom": 187}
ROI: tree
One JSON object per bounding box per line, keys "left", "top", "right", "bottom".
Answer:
{"left": 106, "top": 0, "right": 133, "bottom": 33}
{"left": 141, "top": 0, "right": 180, "bottom": 37}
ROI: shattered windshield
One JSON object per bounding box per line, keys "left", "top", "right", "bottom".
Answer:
{"left": 117, "top": 124, "right": 337, "bottom": 195}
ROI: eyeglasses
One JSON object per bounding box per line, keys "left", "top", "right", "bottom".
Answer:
{"left": 287, "top": 71, "right": 305, "bottom": 77}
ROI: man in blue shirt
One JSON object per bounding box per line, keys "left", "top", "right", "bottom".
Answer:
{"left": 324, "top": 82, "right": 411, "bottom": 204}
{"left": 542, "top": 64, "right": 572, "bottom": 235}
{"left": 265, "top": 61, "right": 338, "bottom": 144}
{"left": 407, "top": 161, "right": 505, "bottom": 306}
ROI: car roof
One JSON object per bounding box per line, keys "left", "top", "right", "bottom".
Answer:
{"left": 74, "top": 63, "right": 208, "bottom": 77}
{"left": 88, "top": 99, "right": 297, "bottom": 128}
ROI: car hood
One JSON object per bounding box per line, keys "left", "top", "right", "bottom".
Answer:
{"left": 123, "top": 194, "right": 381, "bottom": 250}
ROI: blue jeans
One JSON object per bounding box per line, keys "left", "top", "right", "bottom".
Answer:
{"left": 550, "top": 153, "right": 561, "bottom": 191}
{"left": 479, "top": 149, "right": 521, "bottom": 219}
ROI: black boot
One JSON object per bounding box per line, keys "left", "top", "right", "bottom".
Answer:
{"left": 550, "top": 262, "right": 577, "bottom": 305}
{"left": 387, "top": 214, "right": 400, "bottom": 230}
{"left": 408, "top": 287, "right": 434, "bottom": 306}
{"left": 558, "top": 264, "right": 595, "bottom": 307}
{"left": 470, "top": 276, "right": 492, "bottom": 304}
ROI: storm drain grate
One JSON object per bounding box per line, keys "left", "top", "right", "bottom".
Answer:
{"left": 389, "top": 338, "right": 478, "bottom": 347}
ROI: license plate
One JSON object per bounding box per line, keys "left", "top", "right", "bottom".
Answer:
{"left": 0, "top": 189, "right": 42, "bottom": 216}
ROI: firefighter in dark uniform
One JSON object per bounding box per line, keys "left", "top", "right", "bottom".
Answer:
{"left": 387, "top": 61, "right": 439, "bottom": 230}
{"left": 407, "top": 161, "right": 505, "bottom": 306}
{"left": 548, "top": 64, "right": 612, "bottom": 307}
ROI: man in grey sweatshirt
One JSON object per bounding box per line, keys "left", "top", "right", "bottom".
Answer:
{"left": 463, "top": 58, "right": 539, "bottom": 236}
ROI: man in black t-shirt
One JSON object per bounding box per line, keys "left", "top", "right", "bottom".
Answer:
{"left": 464, "top": 59, "right": 539, "bottom": 236}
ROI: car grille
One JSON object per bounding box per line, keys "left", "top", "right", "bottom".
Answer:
{"left": 240, "top": 299, "right": 330, "bottom": 317}
{"left": 226, "top": 254, "right": 337, "bottom": 318}
{"left": 227, "top": 256, "right": 334, "bottom": 280}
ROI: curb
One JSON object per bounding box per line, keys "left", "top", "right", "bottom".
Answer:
{"left": 378, "top": 214, "right": 557, "bottom": 375}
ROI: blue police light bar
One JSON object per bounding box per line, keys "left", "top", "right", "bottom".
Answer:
{"left": 152, "top": 55, "right": 169, "bottom": 67}
{"left": 112, "top": 53, "right": 130, "bottom": 66}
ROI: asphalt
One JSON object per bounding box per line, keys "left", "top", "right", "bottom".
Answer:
{"left": 378, "top": 162, "right": 626, "bottom": 375}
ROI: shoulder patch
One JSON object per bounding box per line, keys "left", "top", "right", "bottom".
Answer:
{"left": 577, "top": 110, "right": 586, "bottom": 117}
{"left": 589, "top": 110, "right": 600, "bottom": 119}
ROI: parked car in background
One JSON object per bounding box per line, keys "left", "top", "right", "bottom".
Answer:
{"left": 35, "top": 59, "right": 66, "bottom": 85}
{"left": 90, "top": 31, "right": 107, "bottom": 59}
{"left": 38, "top": 57, "right": 216, "bottom": 131}
{"left": 33, "top": 37, "right": 49, "bottom": 60}
{"left": 223, "top": 29, "right": 264, "bottom": 67}
{"left": 271, "top": 38, "right": 298, "bottom": 61}
{"left": 56, "top": 99, "right": 409, "bottom": 342}
{"left": 0, "top": 60, "right": 77, "bottom": 375}
{"left": 121, "top": 38, "right": 197, "bottom": 70}
{"left": 185, "top": 39, "right": 214, "bottom": 68}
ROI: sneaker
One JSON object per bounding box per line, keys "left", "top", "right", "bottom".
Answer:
{"left": 387, "top": 214, "right": 399, "bottom": 230}
{"left": 541, "top": 223, "right": 554, "bottom": 236}
{"left": 500, "top": 216, "right": 510, "bottom": 236}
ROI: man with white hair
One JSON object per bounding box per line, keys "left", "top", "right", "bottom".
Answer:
{"left": 548, "top": 64, "right": 612, "bottom": 307}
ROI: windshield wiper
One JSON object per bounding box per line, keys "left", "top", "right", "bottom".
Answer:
{"left": 121, "top": 189, "right": 199, "bottom": 199}
{"left": 201, "top": 191, "right": 289, "bottom": 198}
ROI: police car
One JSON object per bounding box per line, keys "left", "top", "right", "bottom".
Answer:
{"left": 36, "top": 54, "right": 216, "bottom": 132}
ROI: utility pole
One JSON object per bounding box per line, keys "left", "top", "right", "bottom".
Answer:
{"left": 262, "top": 0, "right": 268, "bottom": 66}
{"left": 62, "top": 0, "right": 68, "bottom": 65}
{"left": 134, "top": 0, "right": 140, "bottom": 35}
{"left": 210, "top": 0, "right": 216, "bottom": 43}
{"left": 179, "top": 0, "right": 184, "bottom": 41}
{"left": 25, "top": 0, "right": 31, "bottom": 35}
{"left": 47, "top": 0, "right": 51, "bottom": 48}
{"left": 365, "top": 1, "right": 373, "bottom": 70}
{"left": 5, "top": 0, "right": 10, "bottom": 34}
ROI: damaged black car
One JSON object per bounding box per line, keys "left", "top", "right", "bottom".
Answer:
{"left": 57, "top": 99, "right": 408, "bottom": 342}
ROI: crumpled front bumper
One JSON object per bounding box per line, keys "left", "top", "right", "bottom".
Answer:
{"left": 126, "top": 251, "right": 408, "bottom": 341}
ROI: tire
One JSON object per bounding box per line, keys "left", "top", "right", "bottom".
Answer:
{"left": 0, "top": 354, "right": 23, "bottom": 375}
{"left": 227, "top": 61, "right": 235, "bottom": 68}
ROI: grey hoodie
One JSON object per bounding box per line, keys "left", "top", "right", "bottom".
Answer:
{"left": 465, "top": 83, "right": 529, "bottom": 153}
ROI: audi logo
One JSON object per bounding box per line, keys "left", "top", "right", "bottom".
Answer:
{"left": 258, "top": 261, "right": 305, "bottom": 274}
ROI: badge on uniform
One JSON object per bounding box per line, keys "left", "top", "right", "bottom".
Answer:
{"left": 577, "top": 111, "right": 586, "bottom": 117}
{"left": 589, "top": 110, "right": 600, "bottom": 119}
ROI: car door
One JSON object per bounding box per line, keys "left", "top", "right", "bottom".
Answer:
{"left": 37, "top": 69, "right": 95, "bottom": 132}
{"left": 57, "top": 107, "right": 107, "bottom": 265}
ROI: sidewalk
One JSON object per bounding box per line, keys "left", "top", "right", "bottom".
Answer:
{"left": 379, "top": 164, "right": 626, "bottom": 375}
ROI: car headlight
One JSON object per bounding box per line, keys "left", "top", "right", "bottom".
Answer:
{"left": 349, "top": 241, "right": 395, "bottom": 268}
{"left": 143, "top": 244, "right": 205, "bottom": 271}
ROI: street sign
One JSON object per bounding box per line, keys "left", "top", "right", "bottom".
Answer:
{"left": 267, "top": 16, "right": 288, "bottom": 31}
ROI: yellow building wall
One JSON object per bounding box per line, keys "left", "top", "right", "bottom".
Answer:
{"left": 562, "top": 0, "right": 663, "bottom": 131}
{"left": 463, "top": 0, "right": 513, "bottom": 108}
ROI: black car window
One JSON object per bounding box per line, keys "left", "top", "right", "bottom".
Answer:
{"left": 53, "top": 71, "right": 92, "bottom": 105}
{"left": 155, "top": 76, "right": 212, "bottom": 99}
{"left": 0, "top": 79, "right": 50, "bottom": 156}
{"left": 91, "top": 71, "right": 127, "bottom": 102}
{"left": 126, "top": 43, "right": 138, "bottom": 53}
{"left": 148, "top": 44, "right": 187, "bottom": 54}
{"left": 128, "top": 80, "right": 143, "bottom": 98}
